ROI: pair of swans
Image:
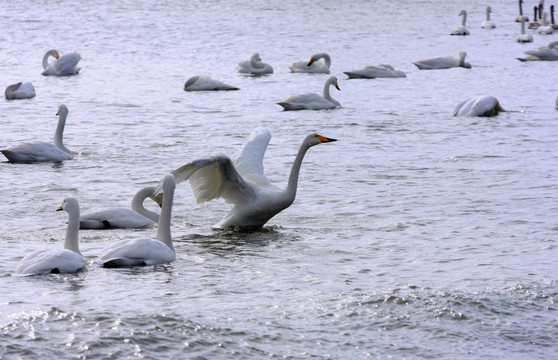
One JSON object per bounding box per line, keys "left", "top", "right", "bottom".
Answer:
{"left": 5, "top": 82, "right": 36, "bottom": 100}
{"left": 481, "top": 6, "right": 496, "bottom": 29}
{"left": 343, "top": 64, "right": 406, "bottom": 79}
{"left": 277, "top": 76, "right": 341, "bottom": 110}
{"left": 451, "top": 10, "right": 470, "bottom": 35}
{"left": 1, "top": 104, "right": 73, "bottom": 163}
{"left": 517, "top": 40, "right": 558, "bottom": 61}
{"left": 289, "top": 53, "right": 331, "bottom": 73}
{"left": 42, "top": 49, "right": 81, "bottom": 76}
{"left": 153, "top": 128, "right": 336, "bottom": 230}
{"left": 452, "top": 96, "right": 505, "bottom": 117}
{"left": 237, "top": 53, "right": 273, "bottom": 75}
{"left": 16, "top": 175, "right": 177, "bottom": 275}
{"left": 413, "top": 52, "right": 472, "bottom": 70}
{"left": 184, "top": 75, "right": 239, "bottom": 91}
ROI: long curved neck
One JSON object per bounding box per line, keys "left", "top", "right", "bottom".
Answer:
{"left": 53, "top": 111, "right": 68, "bottom": 152}
{"left": 285, "top": 141, "right": 312, "bottom": 204}
{"left": 131, "top": 186, "right": 159, "bottom": 222}
{"left": 322, "top": 80, "right": 339, "bottom": 105}
{"left": 461, "top": 11, "right": 467, "bottom": 26}
{"left": 156, "top": 183, "right": 174, "bottom": 252}
{"left": 64, "top": 207, "right": 81, "bottom": 254}
{"left": 321, "top": 54, "right": 331, "bottom": 68}
{"left": 42, "top": 51, "right": 55, "bottom": 70}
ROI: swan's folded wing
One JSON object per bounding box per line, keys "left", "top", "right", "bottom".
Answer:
{"left": 233, "top": 127, "right": 272, "bottom": 186}
{"left": 55, "top": 53, "right": 81, "bottom": 74}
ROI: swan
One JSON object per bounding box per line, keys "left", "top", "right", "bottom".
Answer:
{"left": 5, "top": 82, "right": 36, "bottom": 100}
{"left": 529, "top": 5, "right": 540, "bottom": 29}
{"left": 451, "top": 10, "right": 470, "bottom": 35}
{"left": 41, "top": 49, "right": 81, "bottom": 76}
{"left": 551, "top": 5, "right": 558, "bottom": 29}
{"left": 516, "top": 17, "right": 534, "bottom": 42}
{"left": 80, "top": 186, "right": 159, "bottom": 229}
{"left": 237, "top": 53, "right": 273, "bottom": 75}
{"left": 1, "top": 104, "right": 73, "bottom": 163}
{"left": 481, "top": 6, "right": 496, "bottom": 29}
{"left": 517, "top": 41, "right": 558, "bottom": 61}
{"left": 451, "top": 95, "right": 505, "bottom": 117}
{"left": 183, "top": 75, "right": 239, "bottom": 91}
{"left": 516, "top": 0, "right": 530, "bottom": 22}
{"left": 277, "top": 76, "right": 340, "bottom": 110}
{"left": 343, "top": 64, "right": 406, "bottom": 79}
{"left": 96, "top": 174, "right": 176, "bottom": 268}
{"left": 289, "top": 53, "right": 331, "bottom": 73}
{"left": 153, "top": 128, "right": 336, "bottom": 229}
{"left": 413, "top": 51, "right": 472, "bottom": 70}
{"left": 537, "top": 11, "right": 553, "bottom": 34}
{"left": 15, "top": 198, "right": 85, "bottom": 276}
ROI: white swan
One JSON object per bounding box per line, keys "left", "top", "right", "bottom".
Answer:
{"left": 237, "top": 53, "right": 273, "bottom": 75}
{"left": 413, "top": 51, "right": 472, "bottom": 70}
{"left": 1, "top": 104, "right": 73, "bottom": 163}
{"left": 517, "top": 40, "right": 558, "bottom": 61}
{"left": 481, "top": 6, "right": 496, "bottom": 29}
{"left": 516, "top": 17, "right": 534, "bottom": 42}
{"left": 516, "top": 0, "right": 530, "bottom": 22}
{"left": 289, "top": 53, "right": 331, "bottom": 73}
{"left": 451, "top": 10, "right": 470, "bottom": 35}
{"left": 41, "top": 49, "right": 81, "bottom": 76}
{"left": 15, "top": 198, "right": 85, "bottom": 276}
{"left": 343, "top": 64, "right": 406, "bottom": 79}
{"left": 96, "top": 174, "right": 176, "bottom": 268}
{"left": 5, "top": 82, "right": 36, "bottom": 100}
{"left": 153, "top": 128, "right": 336, "bottom": 229}
{"left": 277, "top": 76, "right": 340, "bottom": 110}
{"left": 537, "top": 12, "right": 553, "bottom": 34}
{"left": 451, "top": 96, "right": 505, "bottom": 117}
{"left": 80, "top": 186, "right": 159, "bottom": 229}
{"left": 183, "top": 76, "right": 239, "bottom": 91}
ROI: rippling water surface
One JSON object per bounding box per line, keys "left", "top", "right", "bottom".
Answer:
{"left": 1, "top": 0, "right": 557, "bottom": 358}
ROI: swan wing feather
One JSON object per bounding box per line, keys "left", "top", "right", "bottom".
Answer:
{"left": 16, "top": 249, "right": 85, "bottom": 276}
{"left": 233, "top": 127, "right": 272, "bottom": 186}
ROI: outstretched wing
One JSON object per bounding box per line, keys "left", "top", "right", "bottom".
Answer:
{"left": 233, "top": 127, "right": 272, "bottom": 186}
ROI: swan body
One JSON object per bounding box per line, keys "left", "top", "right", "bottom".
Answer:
{"left": 517, "top": 41, "right": 558, "bottom": 61}
{"left": 184, "top": 76, "right": 239, "bottom": 91}
{"left": 516, "top": 0, "right": 529, "bottom": 22}
{"left": 41, "top": 49, "right": 81, "bottom": 76}
{"left": 343, "top": 64, "right": 406, "bottom": 79}
{"left": 451, "top": 96, "right": 505, "bottom": 117}
{"left": 413, "top": 51, "right": 472, "bottom": 70}
{"left": 96, "top": 175, "right": 176, "bottom": 267}
{"left": 289, "top": 53, "right": 331, "bottom": 73}
{"left": 154, "top": 128, "right": 336, "bottom": 229}
{"left": 15, "top": 198, "right": 85, "bottom": 276}
{"left": 5, "top": 82, "right": 36, "bottom": 100}
{"left": 516, "top": 18, "right": 534, "bottom": 42}
{"left": 237, "top": 53, "right": 273, "bottom": 75}
{"left": 481, "top": 6, "right": 496, "bottom": 29}
{"left": 537, "top": 12, "right": 553, "bottom": 34}
{"left": 277, "top": 76, "right": 340, "bottom": 110}
{"left": 1, "top": 104, "right": 73, "bottom": 163}
{"left": 451, "top": 10, "right": 470, "bottom": 35}
{"left": 80, "top": 186, "right": 158, "bottom": 229}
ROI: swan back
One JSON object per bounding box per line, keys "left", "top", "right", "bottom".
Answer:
{"left": 451, "top": 95, "right": 504, "bottom": 117}
{"left": 5, "top": 82, "right": 36, "bottom": 100}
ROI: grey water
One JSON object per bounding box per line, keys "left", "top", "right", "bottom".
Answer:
{"left": 1, "top": 0, "right": 557, "bottom": 358}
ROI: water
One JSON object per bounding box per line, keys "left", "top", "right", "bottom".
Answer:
{"left": 1, "top": 0, "right": 557, "bottom": 358}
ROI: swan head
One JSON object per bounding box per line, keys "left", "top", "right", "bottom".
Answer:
{"left": 327, "top": 76, "right": 340, "bottom": 90}
{"left": 307, "top": 53, "right": 329, "bottom": 67}
{"left": 56, "top": 104, "right": 69, "bottom": 117}
{"left": 58, "top": 197, "right": 79, "bottom": 213}
{"left": 46, "top": 49, "right": 60, "bottom": 59}
{"left": 459, "top": 10, "right": 467, "bottom": 16}
{"left": 252, "top": 53, "right": 261, "bottom": 61}
{"left": 304, "top": 133, "right": 337, "bottom": 148}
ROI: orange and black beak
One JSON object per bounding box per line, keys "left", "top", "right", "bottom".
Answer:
{"left": 317, "top": 135, "right": 337, "bottom": 142}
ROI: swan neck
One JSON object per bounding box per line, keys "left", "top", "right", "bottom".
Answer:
{"left": 285, "top": 141, "right": 312, "bottom": 201}
{"left": 64, "top": 207, "right": 81, "bottom": 255}
{"left": 131, "top": 186, "right": 159, "bottom": 222}
{"left": 521, "top": 18, "right": 526, "bottom": 33}
{"left": 42, "top": 51, "right": 55, "bottom": 70}
{"left": 54, "top": 111, "right": 67, "bottom": 151}
{"left": 462, "top": 11, "right": 467, "bottom": 26}
{"left": 156, "top": 182, "right": 175, "bottom": 252}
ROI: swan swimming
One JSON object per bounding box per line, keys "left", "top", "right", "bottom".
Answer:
{"left": 277, "top": 76, "right": 341, "bottom": 110}
{"left": 153, "top": 128, "right": 336, "bottom": 230}
{"left": 96, "top": 174, "right": 176, "bottom": 268}
{"left": 516, "top": 0, "right": 530, "bottom": 22}
{"left": 183, "top": 75, "right": 239, "bottom": 91}
{"left": 41, "top": 49, "right": 81, "bottom": 76}
{"left": 1, "top": 104, "right": 73, "bottom": 163}
{"left": 481, "top": 6, "right": 496, "bottom": 29}
{"left": 451, "top": 10, "right": 470, "bottom": 35}
{"left": 517, "top": 40, "right": 558, "bottom": 61}
{"left": 343, "top": 64, "right": 406, "bottom": 79}
{"left": 80, "top": 186, "right": 159, "bottom": 229}
{"left": 451, "top": 95, "right": 505, "bottom": 117}
{"left": 516, "top": 17, "right": 534, "bottom": 42}
{"left": 413, "top": 51, "right": 472, "bottom": 70}
{"left": 5, "top": 82, "right": 36, "bottom": 100}
{"left": 289, "top": 53, "right": 331, "bottom": 73}
{"left": 537, "top": 11, "right": 554, "bottom": 34}
{"left": 15, "top": 198, "right": 86, "bottom": 276}
{"left": 237, "top": 53, "right": 274, "bottom": 75}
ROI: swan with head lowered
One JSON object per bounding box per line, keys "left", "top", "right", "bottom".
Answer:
{"left": 451, "top": 95, "right": 505, "bottom": 117}
{"left": 277, "top": 76, "right": 340, "bottom": 110}
{"left": 289, "top": 53, "right": 331, "bottom": 73}
{"left": 16, "top": 198, "right": 85, "bottom": 276}
{"left": 184, "top": 76, "right": 239, "bottom": 91}
{"left": 237, "top": 53, "right": 274, "bottom": 75}
{"left": 96, "top": 174, "right": 176, "bottom": 268}
{"left": 344, "top": 64, "right": 406, "bottom": 79}
{"left": 5, "top": 82, "right": 36, "bottom": 100}
{"left": 153, "top": 128, "right": 336, "bottom": 230}
{"left": 413, "top": 51, "right": 472, "bottom": 70}
{"left": 1, "top": 104, "right": 73, "bottom": 163}
{"left": 42, "top": 49, "right": 81, "bottom": 76}
{"left": 517, "top": 40, "right": 558, "bottom": 61}
{"left": 80, "top": 186, "right": 159, "bottom": 229}
{"left": 481, "top": 6, "right": 496, "bottom": 29}
{"left": 451, "top": 10, "right": 470, "bottom": 35}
